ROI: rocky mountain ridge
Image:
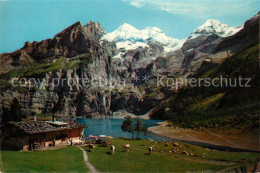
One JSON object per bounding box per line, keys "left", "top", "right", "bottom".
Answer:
{"left": 0, "top": 13, "right": 258, "bottom": 121}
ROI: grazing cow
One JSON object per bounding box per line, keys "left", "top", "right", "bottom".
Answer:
{"left": 182, "top": 150, "right": 189, "bottom": 155}
{"left": 173, "top": 142, "right": 179, "bottom": 146}
{"left": 202, "top": 153, "right": 206, "bottom": 158}
{"left": 89, "top": 144, "right": 95, "bottom": 151}
{"left": 100, "top": 140, "right": 110, "bottom": 147}
{"left": 110, "top": 145, "right": 115, "bottom": 155}
{"left": 171, "top": 148, "right": 179, "bottom": 153}
{"left": 148, "top": 146, "right": 156, "bottom": 155}
{"left": 122, "top": 144, "right": 130, "bottom": 152}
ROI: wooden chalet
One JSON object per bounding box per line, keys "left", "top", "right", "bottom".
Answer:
{"left": 1, "top": 120, "right": 87, "bottom": 151}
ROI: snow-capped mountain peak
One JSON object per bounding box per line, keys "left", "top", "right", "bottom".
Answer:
{"left": 142, "top": 27, "right": 182, "bottom": 48}
{"left": 117, "top": 23, "right": 139, "bottom": 32}
{"left": 201, "top": 19, "right": 226, "bottom": 28}
{"left": 103, "top": 23, "right": 142, "bottom": 43}
{"left": 102, "top": 20, "right": 242, "bottom": 55}
{"left": 102, "top": 23, "right": 184, "bottom": 53}
{"left": 143, "top": 26, "right": 163, "bottom": 35}
{"left": 190, "top": 19, "right": 243, "bottom": 39}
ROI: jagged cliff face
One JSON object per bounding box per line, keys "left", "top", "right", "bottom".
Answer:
{"left": 0, "top": 13, "right": 258, "bottom": 120}
{"left": 0, "top": 20, "right": 166, "bottom": 118}
{"left": 0, "top": 21, "right": 112, "bottom": 117}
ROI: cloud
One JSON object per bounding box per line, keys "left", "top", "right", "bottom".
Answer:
{"left": 130, "top": 1, "right": 142, "bottom": 8}
{"left": 123, "top": 0, "right": 259, "bottom": 18}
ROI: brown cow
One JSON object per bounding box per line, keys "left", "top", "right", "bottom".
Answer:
{"left": 148, "top": 145, "right": 156, "bottom": 155}
{"left": 89, "top": 144, "right": 95, "bottom": 151}
{"left": 122, "top": 144, "right": 130, "bottom": 152}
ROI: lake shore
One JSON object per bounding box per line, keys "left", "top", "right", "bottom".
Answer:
{"left": 77, "top": 110, "right": 151, "bottom": 120}
{"left": 148, "top": 121, "right": 259, "bottom": 152}
{"left": 112, "top": 110, "right": 151, "bottom": 119}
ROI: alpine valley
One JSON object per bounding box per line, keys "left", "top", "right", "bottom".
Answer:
{"left": 0, "top": 12, "right": 259, "bottom": 138}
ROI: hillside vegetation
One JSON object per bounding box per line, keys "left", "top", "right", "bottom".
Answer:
{"left": 150, "top": 44, "right": 260, "bottom": 134}
{"left": 0, "top": 53, "right": 92, "bottom": 79}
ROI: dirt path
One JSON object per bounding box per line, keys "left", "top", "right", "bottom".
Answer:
{"left": 148, "top": 121, "right": 259, "bottom": 151}
{"left": 76, "top": 146, "right": 99, "bottom": 173}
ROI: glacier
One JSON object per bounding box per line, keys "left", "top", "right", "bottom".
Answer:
{"left": 102, "top": 20, "right": 243, "bottom": 55}
{"left": 102, "top": 23, "right": 184, "bottom": 53}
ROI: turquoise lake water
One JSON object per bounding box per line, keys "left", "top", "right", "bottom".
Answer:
{"left": 76, "top": 118, "right": 253, "bottom": 152}
{"left": 77, "top": 118, "right": 171, "bottom": 141}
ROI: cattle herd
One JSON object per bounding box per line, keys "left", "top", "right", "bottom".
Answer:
{"left": 87, "top": 141, "right": 203, "bottom": 157}
{"left": 87, "top": 142, "right": 158, "bottom": 155}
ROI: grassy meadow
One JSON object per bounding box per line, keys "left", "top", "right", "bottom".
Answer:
{"left": 0, "top": 146, "right": 88, "bottom": 172}
{"left": 86, "top": 139, "right": 259, "bottom": 172}
{"left": 1, "top": 139, "right": 259, "bottom": 172}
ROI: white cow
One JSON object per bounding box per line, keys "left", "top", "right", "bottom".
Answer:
{"left": 110, "top": 145, "right": 115, "bottom": 155}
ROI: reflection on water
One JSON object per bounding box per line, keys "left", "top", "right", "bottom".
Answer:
{"left": 77, "top": 118, "right": 171, "bottom": 141}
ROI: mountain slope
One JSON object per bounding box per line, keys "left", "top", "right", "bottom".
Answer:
{"left": 215, "top": 12, "right": 260, "bottom": 53}
{"left": 150, "top": 44, "right": 260, "bottom": 134}
{"left": 179, "top": 19, "right": 244, "bottom": 76}
{"left": 149, "top": 13, "right": 260, "bottom": 127}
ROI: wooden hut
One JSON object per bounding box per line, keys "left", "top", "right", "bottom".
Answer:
{"left": 1, "top": 120, "right": 87, "bottom": 151}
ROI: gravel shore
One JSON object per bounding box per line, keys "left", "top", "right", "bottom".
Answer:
{"left": 148, "top": 121, "right": 259, "bottom": 151}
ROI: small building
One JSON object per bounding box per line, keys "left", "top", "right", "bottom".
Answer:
{"left": 1, "top": 120, "right": 87, "bottom": 151}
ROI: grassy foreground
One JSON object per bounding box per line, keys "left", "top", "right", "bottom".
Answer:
{"left": 0, "top": 146, "right": 88, "bottom": 172}
{"left": 86, "top": 139, "right": 259, "bottom": 172}
{"left": 1, "top": 139, "right": 259, "bottom": 172}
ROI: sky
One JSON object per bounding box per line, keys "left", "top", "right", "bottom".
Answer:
{"left": 0, "top": 0, "right": 259, "bottom": 53}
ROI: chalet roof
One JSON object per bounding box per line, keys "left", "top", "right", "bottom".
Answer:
{"left": 7, "top": 120, "right": 87, "bottom": 134}
{"left": 45, "top": 121, "right": 69, "bottom": 126}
